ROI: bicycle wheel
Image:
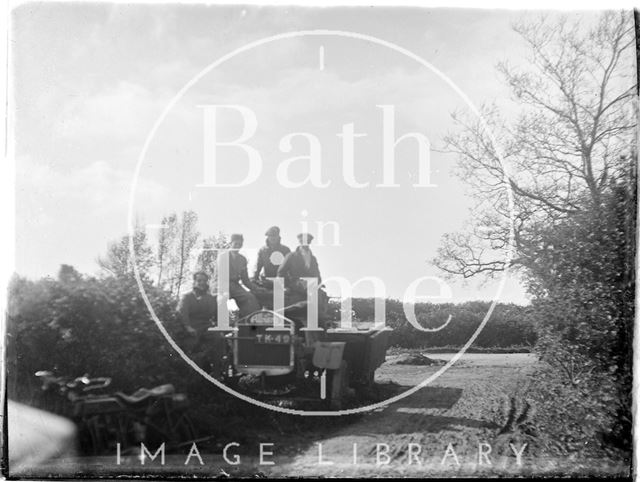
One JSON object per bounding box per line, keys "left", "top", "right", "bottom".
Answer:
{"left": 82, "top": 415, "right": 109, "bottom": 455}
{"left": 146, "top": 411, "right": 197, "bottom": 451}
{"left": 82, "top": 413, "right": 129, "bottom": 456}
{"left": 173, "top": 413, "right": 197, "bottom": 446}
{"left": 112, "top": 412, "right": 139, "bottom": 455}
{"left": 76, "top": 418, "right": 95, "bottom": 455}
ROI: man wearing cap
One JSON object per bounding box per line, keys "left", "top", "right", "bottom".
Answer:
{"left": 254, "top": 226, "right": 291, "bottom": 283}
{"left": 219, "top": 233, "right": 260, "bottom": 318}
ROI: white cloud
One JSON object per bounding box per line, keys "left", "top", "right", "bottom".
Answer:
{"left": 55, "top": 81, "right": 166, "bottom": 145}
{"left": 16, "top": 155, "right": 169, "bottom": 226}
{"left": 14, "top": 155, "right": 171, "bottom": 278}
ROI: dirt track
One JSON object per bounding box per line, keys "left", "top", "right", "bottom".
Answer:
{"left": 12, "top": 353, "right": 629, "bottom": 478}
{"left": 269, "top": 353, "right": 540, "bottom": 477}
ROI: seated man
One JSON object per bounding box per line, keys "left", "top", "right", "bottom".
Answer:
{"left": 218, "top": 233, "right": 260, "bottom": 319}
{"left": 253, "top": 226, "right": 291, "bottom": 284}
{"left": 252, "top": 226, "right": 291, "bottom": 309}
{"left": 177, "top": 271, "right": 224, "bottom": 377}
{"left": 277, "top": 232, "right": 328, "bottom": 320}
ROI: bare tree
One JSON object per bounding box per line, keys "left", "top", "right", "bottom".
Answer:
{"left": 436, "top": 11, "right": 636, "bottom": 278}
{"left": 173, "top": 211, "right": 199, "bottom": 297}
{"left": 156, "top": 213, "right": 176, "bottom": 286}
{"left": 151, "top": 211, "right": 200, "bottom": 298}
{"left": 99, "top": 211, "right": 216, "bottom": 299}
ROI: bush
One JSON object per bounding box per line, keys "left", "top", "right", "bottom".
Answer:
{"left": 349, "top": 298, "right": 536, "bottom": 349}
{"left": 526, "top": 172, "right": 635, "bottom": 452}
{"left": 6, "top": 266, "right": 193, "bottom": 403}
{"left": 521, "top": 363, "right": 624, "bottom": 458}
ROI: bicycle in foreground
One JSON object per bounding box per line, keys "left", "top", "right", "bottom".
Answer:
{"left": 35, "top": 371, "right": 198, "bottom": 456}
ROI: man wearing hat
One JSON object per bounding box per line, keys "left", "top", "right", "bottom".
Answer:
{"left": 218, "top": 233, "right": 260, "bottom": 318}
{"left": 253, "top": 226, "right": 291, "bottom": 283}
{"left": 277, "top": 232, "right": 322, "bottom": 293}
{"left": 278, "top": 232, "right": 329, "bottom": 326}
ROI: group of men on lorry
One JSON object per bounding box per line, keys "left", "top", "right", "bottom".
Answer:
{"left": 176, "top": 226, "right": 325, "bottom": 373}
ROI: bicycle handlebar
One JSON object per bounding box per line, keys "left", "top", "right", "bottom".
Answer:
{"left": 79, "top": 377, "right": 112, "bottom": 391}
{"left": 35, "top": 371, "right": 112, "bottom": 392}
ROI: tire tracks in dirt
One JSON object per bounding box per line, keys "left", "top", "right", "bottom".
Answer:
{"left": 270, "top": 354, "right": 538, "bottom": 477}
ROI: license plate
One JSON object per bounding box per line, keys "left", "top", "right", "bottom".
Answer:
{"left": 255, "top": 333, "right": 291, "bottom": 344}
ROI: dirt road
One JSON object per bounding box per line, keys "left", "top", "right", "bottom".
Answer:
{"left": 12, "top": 353, "right": 628, "bottom": 478}
{"left": 268, "top": 352, "right": 540, "bottom": 477}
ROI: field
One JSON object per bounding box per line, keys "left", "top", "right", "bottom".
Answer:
{"left": 11, "top": 352, "right": 630, "bottom": 479}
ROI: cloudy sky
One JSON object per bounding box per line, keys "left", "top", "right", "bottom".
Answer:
{"left": 11, "top": 4, "right": 609, "bottom": 304}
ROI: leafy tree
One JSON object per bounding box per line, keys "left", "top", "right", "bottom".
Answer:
{"left": 58, "top": 264, "right": 82, "bottom": 284}
{"left": 434, "top": 11, "right": 635, "bottom": 453}
{"left": 196, "top": 232, "right": 230, "bottom": 279}
{"left": 97, "top": 221, "right": 155, "bottom": 280}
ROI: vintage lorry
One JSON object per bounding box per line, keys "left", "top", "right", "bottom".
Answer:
{"left": 220, "top": 300, "right": 390, "bottom": 409}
